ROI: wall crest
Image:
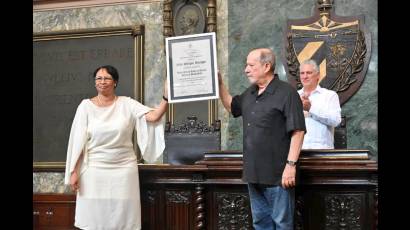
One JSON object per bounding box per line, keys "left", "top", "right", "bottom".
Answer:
{"left": 283, "top": 0, "right": 372, "bottom": 105}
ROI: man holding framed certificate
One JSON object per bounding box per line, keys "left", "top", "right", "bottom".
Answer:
{"left": 165, "top": 32, "right": 219, "bottom": 103}
{"left": 218, "top": 48, "right": 306, "bottom": 230}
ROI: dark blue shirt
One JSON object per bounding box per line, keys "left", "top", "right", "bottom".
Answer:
{"left": 231, "top": 76, "right": 306, "bottom": 185}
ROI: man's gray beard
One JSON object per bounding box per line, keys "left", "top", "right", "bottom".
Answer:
{"left": 247, "top": 77, "right": 257, "bottom": 85}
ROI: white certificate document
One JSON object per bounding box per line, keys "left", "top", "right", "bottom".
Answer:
{"left": 166, "top": 32, "right": 219, "bottom": 103}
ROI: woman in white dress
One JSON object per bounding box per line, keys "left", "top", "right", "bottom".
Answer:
{"left": 64, "top": 65, "right": 168, "bottom": 230}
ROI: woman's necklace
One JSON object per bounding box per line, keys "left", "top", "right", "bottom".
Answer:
{"left": 97, "top": 95, "right": 117, "bottom": 106}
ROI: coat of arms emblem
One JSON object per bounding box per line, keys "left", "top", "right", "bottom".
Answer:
{"left": 283, "top": 0, "right": 371, "bottom": 105}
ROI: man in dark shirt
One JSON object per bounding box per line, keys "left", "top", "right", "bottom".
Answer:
{"left": 218, "top": 48, "right": 306, "bottom": 230}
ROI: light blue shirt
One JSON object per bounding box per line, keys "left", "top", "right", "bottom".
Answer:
{"left": 298, "top": 86, "right": 341, "bottom": 149}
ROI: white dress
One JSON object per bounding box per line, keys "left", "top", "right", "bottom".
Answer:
{"left": 64, "top": 96, "right": 165, "bottom": 230}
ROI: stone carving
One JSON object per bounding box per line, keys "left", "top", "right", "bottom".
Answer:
{"left": 163, "top": 0, "right": 217, "bottom": 37}
{"left": 173, "top": 0, "right": 206, "bottom": 36}
{"left": 163, "top": 0, "right": 174, "bottom": 37}
{"left": 206, "top": 0, "right": 217, "bottom": 32}
{"left": 283, "top": 0, "right": 371, "bottom": 105}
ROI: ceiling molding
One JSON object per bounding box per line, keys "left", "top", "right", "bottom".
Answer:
{"left": 33, "top": 0, "right": 160, "bottom": 12}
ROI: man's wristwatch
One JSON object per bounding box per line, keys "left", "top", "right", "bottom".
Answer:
{"left": 286, "top": 160, "right": 298, "bottom": 166}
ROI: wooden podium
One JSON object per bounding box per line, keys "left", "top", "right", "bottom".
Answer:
{"left": 33, "top": 149, "right": 377, "bottom": 230}
{"left": 139, "top": 149, "right": 377, "bottom": 230}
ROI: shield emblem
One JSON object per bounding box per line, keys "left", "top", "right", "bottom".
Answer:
{"left": 283, "top": 0, "right": 371, "bottom": 105}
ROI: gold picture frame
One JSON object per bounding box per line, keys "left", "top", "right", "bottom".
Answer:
{"left": 33, "top": 25, "right": 145, "bottom": 171}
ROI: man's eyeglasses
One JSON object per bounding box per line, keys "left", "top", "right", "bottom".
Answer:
{"left": 95, "top": 77, "right": 114, "bottom": 82}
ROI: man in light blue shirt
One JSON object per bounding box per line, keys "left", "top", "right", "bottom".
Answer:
{"left": 298, "top": 59, "right": 341, "bottom": 149}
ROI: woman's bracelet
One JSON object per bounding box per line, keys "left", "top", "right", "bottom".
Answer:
{"left": 162, "top": 95, "right": 168, "bottom": 102}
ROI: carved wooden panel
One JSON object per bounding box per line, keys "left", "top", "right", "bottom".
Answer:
{"left": 146, "top": 190, "right": 157, "bottom": 204}
{"left": 141, "top": 189, "right": 163, "bottom": 230}
{"left": 324, "top": 194, "right": 363, "bottom": 230}
{"left": 166, "top": 190, "right": 192, "bottom": 230}
{"left": 215, "top": 192, "right": 252, "bottom": 230}
{"left": 33, "top": 194, "right": 76, "bottom": 230}
{"left": 164, "top": 116, "right": 221, "bottom": 165}
{"left": 166, "top": 190, "right": 192, "bottom": 204}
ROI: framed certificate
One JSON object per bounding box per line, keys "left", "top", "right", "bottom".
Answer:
{"left": 166, "top": 32, "right": 219, "bottom": 103}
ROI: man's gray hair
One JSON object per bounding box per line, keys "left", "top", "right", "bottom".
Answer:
{"left": 301, "top": 59, "right": 319, "bottom": 73}
{"left": 258, "top": 48, "right": 276, "bottom": 73}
